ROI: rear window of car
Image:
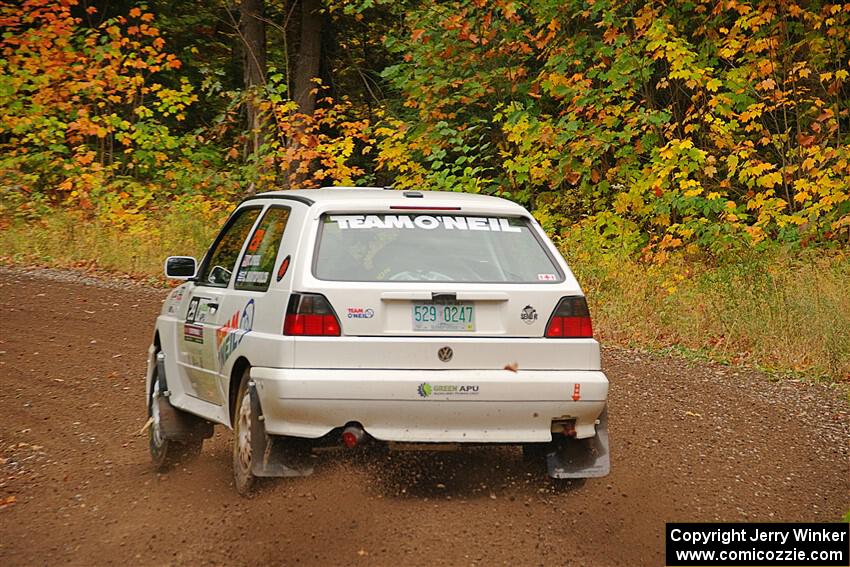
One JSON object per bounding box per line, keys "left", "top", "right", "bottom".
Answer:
{"left": 313, "top": 213, "right": 563, "bottom": 283}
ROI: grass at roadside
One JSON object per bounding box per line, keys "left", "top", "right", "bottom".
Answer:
{"left": 0, "top": 210, "right": 219, "bottom": 283}
{"left": 2, "top": 210, "right": 848, "bottom": 382}
{"left": 564, "top": 242, "right": 850, "bottom": 383}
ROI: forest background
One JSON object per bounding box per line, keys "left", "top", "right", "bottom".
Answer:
{"left": 1, "top": 0, "right": 848, "bottom": 381}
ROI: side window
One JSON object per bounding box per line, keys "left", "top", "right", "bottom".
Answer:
{"left": 235, "top": 206, "right": 291, "bottom": 292}
{"left": 197, "top": 207, "right": 261, "bottom": 287}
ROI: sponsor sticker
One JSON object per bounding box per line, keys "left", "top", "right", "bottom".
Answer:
{"left": 329, "top": 215, "right": 522, "bottom": 233}
{"left": 241, "top": 254, "right": 262, "bottom": 268}
{"left": 520, "top": 305, "right": 538, "bottom": 325}
{"left": 236, "top": 271, "right": 269, "bottom": 284}
{"left": 215, "top": 299, "right": 255, "bottom": 366}
{"left": 347, "top": 307, "right": 375, "bottom": 319}
{"left": 247, "top": 229, "right": 265, "bottom": 252}
{"left": 186, "top": 297, "right": 200, "bottom": 322}
{"left": 167, "top": 285, "right": 186, "bottom": 314}
{"left": 186, "top": 297, "right": 218, "bottom": 324}
{"left": 417, "top": 382, "right": 479, "bottom": 398}
{"left": 183, "top": 323, "right": 204, "bottom": 344}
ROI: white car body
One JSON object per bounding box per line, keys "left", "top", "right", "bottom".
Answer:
{"left": 146, "top": 188, "right": 609, "bottom": 476}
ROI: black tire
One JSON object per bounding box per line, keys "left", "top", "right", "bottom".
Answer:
{"left": 231, "top": 367, "right": 257, "bottom": 495}
{"left": 148, "top": 357, "right": 205, "bottom": 471}
{"left": 149, "top": 376, "right": 178, "bottom": 471}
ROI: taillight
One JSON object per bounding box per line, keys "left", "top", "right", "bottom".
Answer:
{"left": 283, "top": 293, "right": 341, "bottom": 336}
{"left": 545, "top": 296, "right": 593, "bottom": 338}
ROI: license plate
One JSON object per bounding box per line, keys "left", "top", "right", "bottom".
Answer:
{"left": 412, "top": 301, "right": 475, "bottom": 331}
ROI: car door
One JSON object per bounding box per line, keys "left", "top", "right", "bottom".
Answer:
{"left": 178, "top": 206, "right": 263, "bottom": 405}
{"left": 214, "top": 205, "right": 293, "bottom": 380}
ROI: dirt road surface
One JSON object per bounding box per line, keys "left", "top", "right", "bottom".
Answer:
{"left": 1, "top": 268, "right": 848, "bottom": 566}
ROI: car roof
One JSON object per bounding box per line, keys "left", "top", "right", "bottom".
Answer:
{"left": 247, "top": 187, "right": 529, "bottom": 214}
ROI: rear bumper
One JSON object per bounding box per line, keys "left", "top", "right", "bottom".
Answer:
{"left": 250, "top": 367, "right": 608, "bottom": 443}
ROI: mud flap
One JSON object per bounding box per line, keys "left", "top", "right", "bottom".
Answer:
{"left": 248, "top": 382, "right": 313, "bottom": 478}
{"left": 546, "top": 409, "right": 610, "bottom": 479}
{"left": 155, "top": 353, "right": 213, "bottom": 442}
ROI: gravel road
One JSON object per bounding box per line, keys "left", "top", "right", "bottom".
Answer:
{"left": 1, "top": 267, "right": 847, "bottom": 566}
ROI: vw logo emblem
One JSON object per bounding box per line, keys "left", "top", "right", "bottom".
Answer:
{"left": 437, "top": 346, "right": 453, "bottom": 362}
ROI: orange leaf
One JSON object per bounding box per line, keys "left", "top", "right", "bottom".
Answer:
{"left": 796, "top": 133, "right": 815, "bottom": 147}
{"left": 756, "top": 78, "right": 776, "bottom": 91}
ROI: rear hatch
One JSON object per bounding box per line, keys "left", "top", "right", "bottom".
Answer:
{"left": 293, "top": 211, "right": 600, "bottom": 370}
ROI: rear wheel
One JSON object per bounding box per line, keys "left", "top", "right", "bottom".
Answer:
{"left": 232, "top": 368, "right": 256, "bottom": 495}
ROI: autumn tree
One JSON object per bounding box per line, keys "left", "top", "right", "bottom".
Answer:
{"left": 3, "top": 0, "right": 847, "bottom": 247}
{"left": 376, "top": 0, "right": 850, "bottom": 248}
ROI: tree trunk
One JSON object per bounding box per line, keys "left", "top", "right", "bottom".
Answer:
{"left": 288, "top": 0, "right": 323, "bottom": 186}
{"left": 292, "top": 0, "right": 322, "bottom": 116}
{"left": 239, "top": 0, "right": 266, "bottom": 156}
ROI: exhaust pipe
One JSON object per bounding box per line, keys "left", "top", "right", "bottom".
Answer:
{"left": 341, "top": 424, "right": 365, "bottom": 448}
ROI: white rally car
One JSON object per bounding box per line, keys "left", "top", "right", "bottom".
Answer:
{"left": 145, "top": 187, "right": 609, "bottom": 493}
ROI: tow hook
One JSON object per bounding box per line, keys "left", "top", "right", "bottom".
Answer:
{"left": 551, "top": 418, "right": 577, "bottom": 438}
{"left": 341, "top": 424, "right": 365, "bottom": 448}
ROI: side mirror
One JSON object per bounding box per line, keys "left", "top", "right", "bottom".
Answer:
{"left": 164, "top": 256, "right": 197, "bottom": 280}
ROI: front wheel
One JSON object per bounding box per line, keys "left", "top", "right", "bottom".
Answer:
{"left": 149, "top": 378, "right": 172, "bottom": 470}
{"left": 148, "top": 359, "right": 207, "bottom": 470}
{"left": 232, "top": 369, "right": 257, "bottom": 495}
{"left": 149, "top": 378, "right": 204, "bottom": 469}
